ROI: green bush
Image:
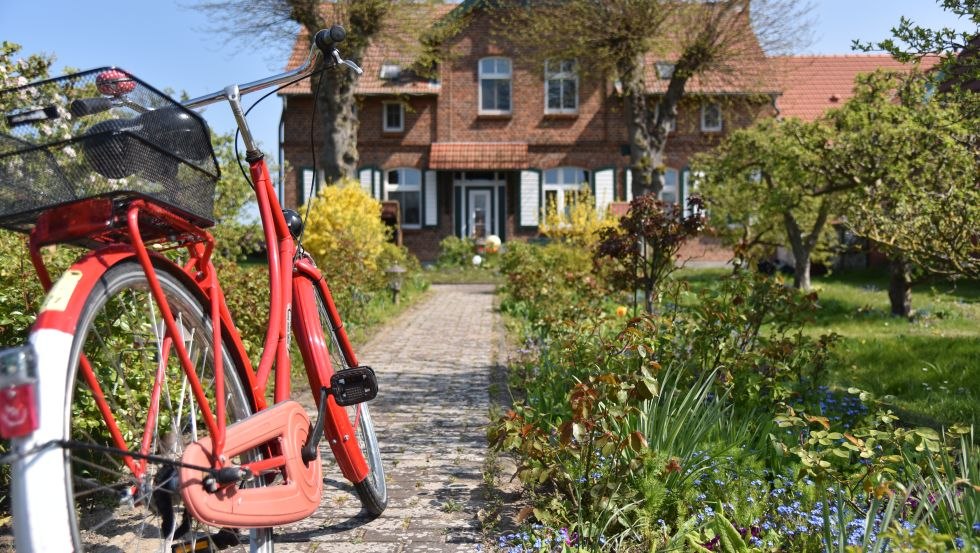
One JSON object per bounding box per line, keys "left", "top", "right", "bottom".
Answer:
{"left": 436, "top": 235, "right": 475, "bottom": 268}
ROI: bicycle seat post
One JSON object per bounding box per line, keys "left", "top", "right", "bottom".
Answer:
{"left": 223, "top": 84, "right": 262, "bottom": 160}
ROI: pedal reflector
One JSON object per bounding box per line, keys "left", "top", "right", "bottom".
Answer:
{"left": 330, "top": 367, "right": 378, "bottom": 406}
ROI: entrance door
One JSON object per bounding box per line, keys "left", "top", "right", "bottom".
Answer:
{"left": 467, "top": 189, "right": 493, "bottom": 240}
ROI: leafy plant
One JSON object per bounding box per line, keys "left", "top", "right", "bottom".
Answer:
{"left": 594, "top": 194, "right": 704, "bottom": 314}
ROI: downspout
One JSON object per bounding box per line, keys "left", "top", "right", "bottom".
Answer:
{"left": 278, "top": 96, "right": 287, "bottom": 205}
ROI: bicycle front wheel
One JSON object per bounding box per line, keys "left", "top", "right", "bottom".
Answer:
{"left": 13, "top": 261, "right": 274, "bottom": 552}
{"left": 313, "top": 283, "right": 388, "bottom": 516}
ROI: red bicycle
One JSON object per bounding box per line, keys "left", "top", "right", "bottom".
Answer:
{"left": 0, "top": 26, "right": 386, "bottom": 552}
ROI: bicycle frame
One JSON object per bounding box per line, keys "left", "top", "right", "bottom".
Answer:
{"left": 17, "top": 39, "right": 371, "bottom": 521}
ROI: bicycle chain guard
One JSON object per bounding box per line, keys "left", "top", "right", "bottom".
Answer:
{"left": 179, "top": 400, "right": 322, "bottom": 528}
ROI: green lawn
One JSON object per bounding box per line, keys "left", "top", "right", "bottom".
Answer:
{"left": 808, "top": 270, "right": 979, "bottom": 429}
{"left": 422, "top": 265, "right": 505, "bottom": 285}
{"left": 677, "top": 268, "right": 980, "bottom": 429}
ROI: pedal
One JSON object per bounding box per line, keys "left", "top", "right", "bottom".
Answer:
{"left": 330, "top": 366, "right": 378, "bottom": 406}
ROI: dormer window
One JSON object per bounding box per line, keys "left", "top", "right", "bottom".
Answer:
{"left": 479, "top": 57, "right": 512, "bottom": 115}
{"left": 380, "top": 63, "right": 401, "bottom": 80}
{"left": 655, "top": 61, "right": 675, "bottom": 80}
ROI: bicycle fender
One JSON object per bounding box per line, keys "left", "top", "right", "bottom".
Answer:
{"left": 179, "top": 400, "right": 323, "bottom": 527}
{"left": 33, "top": 245, "right": 147, "bottom": 334}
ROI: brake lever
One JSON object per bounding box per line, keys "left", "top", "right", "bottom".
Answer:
{"left": 332, "top": 50, "right": 363, "bottom": 75}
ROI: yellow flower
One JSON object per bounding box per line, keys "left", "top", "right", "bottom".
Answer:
{"left": 616, "top": 305, "right": 628, "bottom": 317}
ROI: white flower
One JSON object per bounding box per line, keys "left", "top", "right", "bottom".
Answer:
{"left": 472, "top": 254, "right": 483, "bottom": 266}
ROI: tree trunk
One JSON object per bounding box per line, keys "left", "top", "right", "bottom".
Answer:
{"left": 782, "top": 211, "right": 812, "bottom": 290}
{"left": 622, "top": 65, "right": 661, "bottom": 197}
{"left": 622, "top": 56, "right": 685, "bottom": 198}
{"left": 313, "top": 69, "right": 359, "bottom": 182}
{"left": 888, "top": 256, "right": 913, "bottom": 318}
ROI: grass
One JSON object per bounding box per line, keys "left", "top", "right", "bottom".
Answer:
{"left": 674, "top": 267, "right": 980, "bottom": 429}
{"left": 422, "top": 265, "right": 505, "bottom": 285}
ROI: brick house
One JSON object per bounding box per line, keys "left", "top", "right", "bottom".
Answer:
{"left": 277, "top": 3, "right": 779, "bottom": 262}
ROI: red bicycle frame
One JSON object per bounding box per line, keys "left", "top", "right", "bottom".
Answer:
{"left": 25, "top": 143, "right": 368, "bottom": 500}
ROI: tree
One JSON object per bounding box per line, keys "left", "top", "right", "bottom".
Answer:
{"left": 194, "top": 1, "right": 440, "bottom": 183}
{"left": 857, "top": 0, "right": 979, "bottom": 86}
{"left": 694, "top": 117, "right": 839, "bottom": 290}
{"left": 825, "top": 71, "right": 979, "bottom": 317}
{"left": 494, "top": 0, "right": 810, "bottom": 195}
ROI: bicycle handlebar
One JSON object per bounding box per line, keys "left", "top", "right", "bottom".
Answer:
{"left": 182, "top": 25, "right": 350, "bottom": 110}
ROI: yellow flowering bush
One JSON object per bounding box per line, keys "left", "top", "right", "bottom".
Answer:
{"left": 539, "top": 187, "right": 618, "bottom": 249}
{"left": 300, "top": 178, "right": 391, "bottom": 292}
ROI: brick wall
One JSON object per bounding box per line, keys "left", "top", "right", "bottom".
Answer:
{"left": 279, "top": 9, "right": 774, "bottom": 260}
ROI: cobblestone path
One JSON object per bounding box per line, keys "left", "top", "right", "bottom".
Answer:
{"left": 278, "top": 284, "right": 500, "bottom": 552}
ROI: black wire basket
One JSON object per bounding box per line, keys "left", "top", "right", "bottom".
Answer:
{"left": 0, "top": 67, "right": 219, "bottom": 232}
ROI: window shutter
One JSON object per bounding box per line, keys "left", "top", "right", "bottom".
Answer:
{"left": 300, "top": 168, "right": 315, "bottom": 206}
{"left": 424, "top": 170, "right": 438, "bottom": 227}
{"left": 358, "top": 168, "right": 374, "bottom": 197}
{"left": 625, "top": 169, "right": 634, "bottom": 202}
{"left": 593, "top": 169, "right": 614, "bottom": 215}
{"left": 373, "top": 169, "right": 382, "bottom": 199}
{"left": 519, "top": 170, "right": 541, "bottom": 227}
{"left": 681, "top": 168, "right": 690, "bottom": 216}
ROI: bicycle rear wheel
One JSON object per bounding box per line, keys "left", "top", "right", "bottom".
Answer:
{"left": 313, "top": 284, "right": 388, "bottom": 515}
{"left": 13, "top": 261, "right": 274, "bottom": 552}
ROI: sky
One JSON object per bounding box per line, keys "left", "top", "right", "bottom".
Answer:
{"left": 1, "top": 0, "right": 975, "bottom": 180}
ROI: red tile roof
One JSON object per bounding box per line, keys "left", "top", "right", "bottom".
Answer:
{"left": 280, "top": 3, "right": 455, "bottom": 96}
{"left": 771, "top": 55, "right": 940, "bottom": 121}
{"left": 429, "top": 142, "right": 529, "bottom": 170}
{"left": 281, "top": 3, "right": 777, "bottom": 98}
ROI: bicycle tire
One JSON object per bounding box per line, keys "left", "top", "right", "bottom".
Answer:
{"left": 13, "top": 260, "right": 274, "bottom": 552}
{"left": 312, "top": 283, "right": 388, "bottom": 516}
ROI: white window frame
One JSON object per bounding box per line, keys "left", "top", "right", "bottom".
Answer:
{"left": 701, "top": 102, "right": 723, "bottom": 132}
{"left": 479, "top": 57, "right": 512, "bottom": 115}
{"left": 543, "top": 167, "right": 590, "bottom": 216}
{"left": 383, "top": 101, "right": 404, "bottom": 132}
{"left": 385, "top": 167, "right": 422, "bottom": 229}
{"left": 544, "top": 59, "right": 578, "bottom": 114}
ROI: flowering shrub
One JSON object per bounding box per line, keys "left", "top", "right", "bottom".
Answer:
{"left": 539, "top": 188, "right": 618, "bottom": 248}
{"left": 300, "top": 178, "right": 391, "bottom": 292}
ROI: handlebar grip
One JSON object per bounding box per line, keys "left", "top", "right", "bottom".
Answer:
{"left": 314, "top": 25, "right": 346, "bottom": 54}
{"left": 69, "top": 97, "right": 113, "bottom": 117}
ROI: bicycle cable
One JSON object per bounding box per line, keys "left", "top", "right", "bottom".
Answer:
{"left": 294, "top": 65, "right": 327, "bottom": 252}
{"left": 231, "top": 67, "right": 328, "bottom": 192}
{"left": 0, "top": 438, "right": 233, "bottom": 478}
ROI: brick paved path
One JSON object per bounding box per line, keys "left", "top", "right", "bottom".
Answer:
{"left": 277, "top": 284, "right": 500, "bottom": 552}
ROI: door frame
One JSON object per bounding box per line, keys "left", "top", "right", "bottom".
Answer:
{"left": 453, "top": 172, "right": 506, "bottom": 239}
{"left": 466, "top": 187, "right": 494, "bottom": 240}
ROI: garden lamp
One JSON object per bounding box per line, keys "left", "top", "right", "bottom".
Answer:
{"left": 385, "top": 264, "right": 406, "bottom": 304}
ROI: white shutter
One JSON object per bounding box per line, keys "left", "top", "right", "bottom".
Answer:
{"left": 519, "top": 170, "right": 540, "bottom": 227}
{"left": 625, "top": 169, "right": 634, "bottom": 202}
{"left": 300, "top": 168, "right": 315, "bottom": 206}
{"left": 424, "top": 170, "right": 438, "bottom": 226}
{"left": 593, "top": 169, "right": 614, "bottom": 215}
{"left": 681, "top": 169, "right": 690, "bottom": 216}
{"left": 373, "top": 169, "right": 382, "bottom": 199}
{"left": 358, "top": 168, "right": 373, "bottom": 197}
